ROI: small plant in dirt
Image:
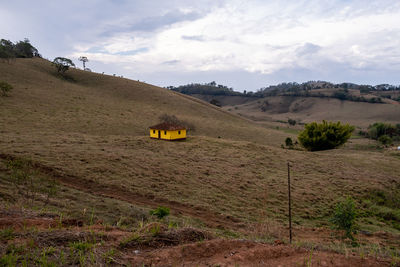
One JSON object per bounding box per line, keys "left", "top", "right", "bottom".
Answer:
{"left": 119, "top": 233, "right": 141, "bottom": 248}
{"left": 298, "top": 120, "right": 354, "bottom": 151}
{"left": 103, "top": 248, "right": 117, "bottom": 264}
{"left": 331, "top": 197, "right": 358, "bottom": 241}
{"left": 0, "top": 81, "right": 13, "bottom": 96}
{"left": 0, "top": 252, "right": 19, "bottom": 266}
{"left": 70, "top": 241, "right": 93, "bottom": 252}
{"left": 149, "top": 206, "right": 170, "bottom": 219}
{"left": 0, "top": 228, "right": 15, "bottom": 241}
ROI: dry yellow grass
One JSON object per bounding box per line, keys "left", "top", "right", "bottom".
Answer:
{"left": 0, "top": 58, "right": 287, "bottom": 146}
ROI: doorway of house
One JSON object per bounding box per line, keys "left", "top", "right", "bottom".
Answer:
{"left": 158, "top": 130, "right": 161, "bottom": 139}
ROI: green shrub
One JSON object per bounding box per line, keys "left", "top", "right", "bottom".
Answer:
{"left": 0, "top": 81, "right": 12, "bottom": 96}
{"left": 368, "top": 122, "right": 397, "bottom": 140}
{"left": 298, "top": 121, "right": 354, "bottom": 151}
{"left": 378, "top": 135, "right": 392, "bottom": 145}
{"left": 288, "top": 118, "right": 296, "bottom": 126}
{"left": 149, "top": 206, "right": 170, "bottom": 219}
{"left": 331, "top": 197, "right": 358, "bottom": 240}
{"left": 285, "top": 137, "right": 293, "bottom": 148}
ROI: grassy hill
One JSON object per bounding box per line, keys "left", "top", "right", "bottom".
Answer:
{"left": 0, "top": 58, "right": 290, "bottom": 145}
{"left": 224, "top": 95, "right": 400, "bottom": 128}
{"left": 1, "top": 58, "right": 400, "bottom": 265}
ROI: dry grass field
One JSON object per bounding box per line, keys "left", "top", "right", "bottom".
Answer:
{"left": 1, "top": 58, "right": 400, "bottom": 265}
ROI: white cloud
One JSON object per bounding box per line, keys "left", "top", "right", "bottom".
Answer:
{"left": 5, "top": 0, "right": 399, "bottom": 88}
{"left": 70, "top": 0, "right": 400, "bottom": 82}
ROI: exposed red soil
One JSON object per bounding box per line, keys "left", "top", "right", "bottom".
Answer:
{"left": 129, "top": 239, "right": 390, "bottom": 267}
{"left": 0, "top": 209, "right": 393, "bottom": 266}
{"left": 0, "top": 210, "right": 82, "bottom": 230}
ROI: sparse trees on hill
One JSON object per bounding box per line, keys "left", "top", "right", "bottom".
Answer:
{"left": 52, "top": 57, "right": 75, "bottom": 74}
{"left": 0, "top": 39, "right": 15, "bottom": 62}
{"left": 298, "top": 120, "right": 354, "bottom": 151}
{"left": 0, "top": 38, "right": 40, "bottom": 61}
{"left": 14, "top": 39, "right": 40, "bottom": 58}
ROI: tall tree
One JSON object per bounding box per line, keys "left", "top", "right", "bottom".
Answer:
{"left": 79, "top": 56, "right": 89, "bottom": 69}
{"left": 52, "top": 57, "right": 75, "bottom": 74}
{"left": 14, "top": 38, "right": 40, "bottom": 58}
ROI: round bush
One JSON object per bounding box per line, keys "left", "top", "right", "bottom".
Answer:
{"left": 298, "top": 120, "right": 354, "bottom": 151}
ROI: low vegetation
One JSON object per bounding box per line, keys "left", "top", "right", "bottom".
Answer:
{"left": 0, "top": 81, "right": 12, "bottom": 96}
{"left": 52, "top": 57, "right": 75, "bottom": 74}
{"left": 331, "top": 197, "right": 358, "bottom": 241}
{"left": 298, "top": 121, "right": 354, "bottom": 151}
{"left": 168, "top": 81, "right": 243, "bottom": 96}
{"left": 0, "top": 38, "right": 40, "bottom": 61}
{"left": 5, "top": 158, "right": 58, "bottom": 206}
{"left": 149, "top": 206, "right": 170, "bottom": 219}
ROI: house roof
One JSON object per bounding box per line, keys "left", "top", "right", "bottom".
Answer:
{"left": 149, "top": 122, "right": 186, "bottom": 130}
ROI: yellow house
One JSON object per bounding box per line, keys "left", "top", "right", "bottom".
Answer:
{"left": 149, "top": 122, "right": 187, "bottom": 140}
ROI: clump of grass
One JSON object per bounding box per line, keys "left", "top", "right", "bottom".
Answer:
{"left": 103, "top": 248, "right": 117, "bottom": 264}
{"left": 149, "top": 206, "right": 170, "bottom": 219}
{"left": 0, "top": 252, "right": 19, "bottom": 266}
{"left": 119, "top": 233, "right": 141, "bottom": 248}
{"left": 0, "top": 227, "right": 15, "bottom": 241}
{"left": 69, "top": 241, "right": 93, "bottom": 252}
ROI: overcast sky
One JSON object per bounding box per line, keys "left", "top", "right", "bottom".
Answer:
{"left": 2, "top": 0, "right": 400, "bottom": 91}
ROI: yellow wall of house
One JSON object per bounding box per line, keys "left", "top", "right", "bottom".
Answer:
{"left": 168, "top": 129, "right": 186, "bottom": 140}
{"left": 149, "top": 129, "right": 186, "bottom": 140}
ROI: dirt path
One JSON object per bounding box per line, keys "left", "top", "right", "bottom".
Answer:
{"left": 0, "top": 154, "right": 242, "bottom": 230}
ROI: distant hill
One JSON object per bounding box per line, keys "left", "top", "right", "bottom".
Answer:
{"left": 168, "top": 81, "right": 400, "bottom": 127}
{"left": 168, "top": 81, "right": 400, "bottom": 106}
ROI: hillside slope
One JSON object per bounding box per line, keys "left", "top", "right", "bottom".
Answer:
{"left": 0, "top": 58, "right": 286, "bottom": 145}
